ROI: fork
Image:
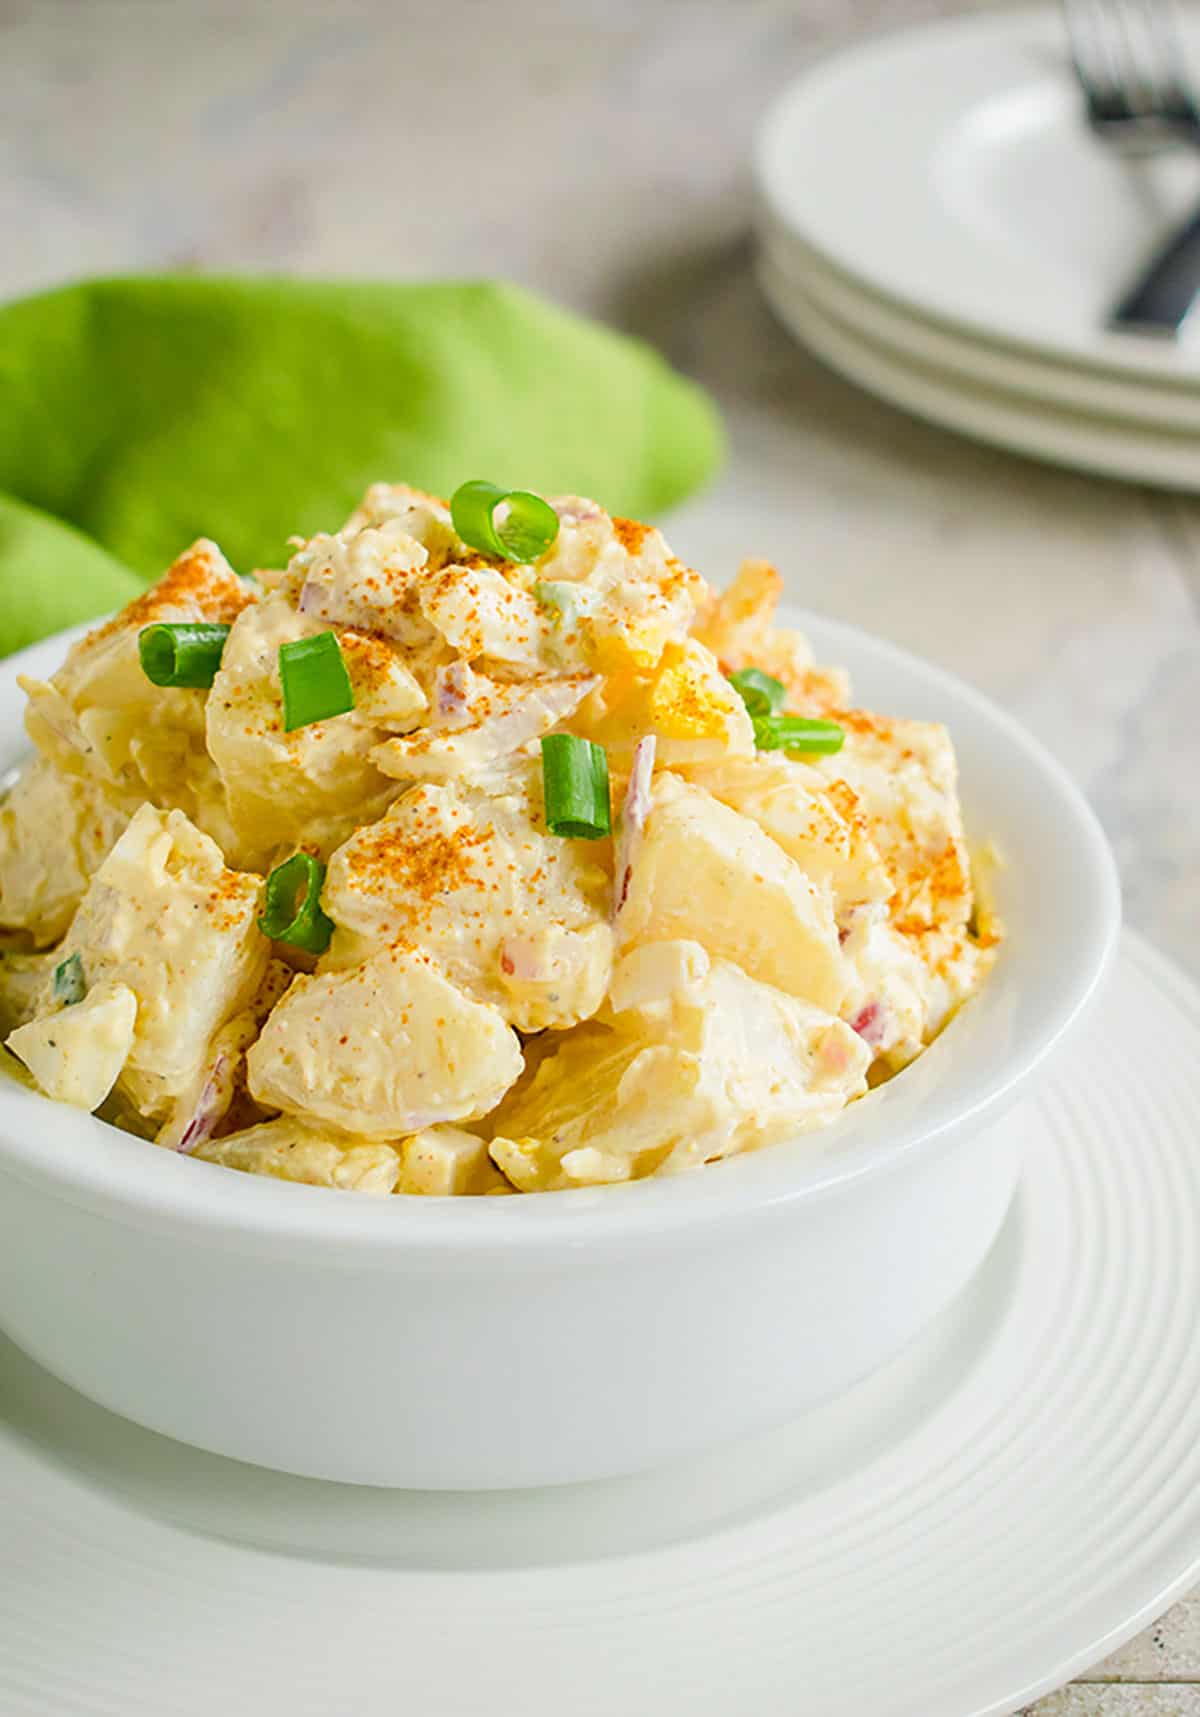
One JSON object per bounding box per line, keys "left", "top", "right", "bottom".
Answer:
{"left": 1064, "top": 0, "right": 1200, "bottom": 332}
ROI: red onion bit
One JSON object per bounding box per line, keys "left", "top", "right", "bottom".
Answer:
{"left": 297, "top": 577, "right": 323, "bottom": 616}
{"left": 551, "top": 496, "right": 603, "bottom": 525}
{"left": 849, "top": 1001, "right": 888, "bottom": 1047}
{"left": 613, "top": 735, "right": 656, "bottom": 922}
{"left": 497, "top": 935, "right": 543, "bottom": 984}
{"left": 174, "top": 1054, "right": 230, "bottom": 1154}
{"left": 433, "top": 660, "right": 473, "bottom": 723}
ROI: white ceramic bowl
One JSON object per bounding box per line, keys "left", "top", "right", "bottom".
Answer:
{"left": 0, "top": 611, "right": 1120, "bottom": 1490}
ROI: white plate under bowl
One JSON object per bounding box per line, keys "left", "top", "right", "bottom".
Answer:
{"left": 755, "top": 6, "right": 1200, "bottom": 383}
{"left": 760, "top": 219, "right": 1200, "bottom": 433}
{"left": 758, "top": 252, "right": 1200, "bottom": 490}
{"left": 2, "top": 931, "right": 1198, "bottom": 1717}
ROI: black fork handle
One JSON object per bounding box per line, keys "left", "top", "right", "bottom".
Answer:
{"left": 1112, "top": 198, "right": 1200, "bottom": 334}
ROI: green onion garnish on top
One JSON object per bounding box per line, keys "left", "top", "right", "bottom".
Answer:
{"left": 258, "top": 852, "right": 335, "bottom": 954}
{"left": 753, "top": 713, "right": 845, "bottom": 756}
{"left": 278, "top": 632, "right": 355, "bottom": 733}
{"left": 541, "top": 734, "right": 611, "bottom": 839}
{"left": 52, "top": 952, "right": 86, "bottom": 1006}
{"left": 729, "top": 665, "right": 844, "bottom": 756}
{"left": 451, "top": 480, "right": 560, "bottom": 563}
{"left": 729, "top": 666, "right": 786, "bottom": 719}
{"left": 138, "top": 623, "right": 230, "bottom": 689}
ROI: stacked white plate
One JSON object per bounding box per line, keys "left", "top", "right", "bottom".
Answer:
{"left": 753, "top": 6, "right": 1200, "bottom": 488}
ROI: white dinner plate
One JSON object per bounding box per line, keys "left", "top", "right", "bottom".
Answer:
{"left": 3, "top": 931, "right": 1200, "bottom": 1717}
{"left": 760, "top": 220, "right": 1200, "bottom": 432}
{"left": 758, "top": 253, "right": 1200, "bottom": 489}
{"left": 755, "top": 6, "right": 1200, "bottom": 383}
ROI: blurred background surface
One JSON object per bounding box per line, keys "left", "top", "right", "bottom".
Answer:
{"left": 3, "top": 5, "right": 1199, "bottom": 1704}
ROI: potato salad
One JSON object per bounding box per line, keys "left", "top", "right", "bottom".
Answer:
{"left": 0, "top": 482, "right": 1000, "bottom": 1197}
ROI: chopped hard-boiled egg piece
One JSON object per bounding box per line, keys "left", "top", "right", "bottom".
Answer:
{"left": 323, "top": 769, "right": 613, "bottom": 1031}
{"left": 194, "top": 1117, "right": 402, "bottom": 1195}
{"left": 490, "top": 941, "right": 869, "bottom": 1191}
{"left": 617, "top": 772, "right": 847, "bottom": 1013}
{"left": 246, "top": 945, "right": 523, "bottom": 1136}
{"left": 420, "top": 560, "right": 552, "bottom": 673}
{"left": 205, "top": 589, "right": 425, "bottom": 869}
{"left": 574, "top": 639, "right": 755, "bottom": 767}
{"left": 6, "top": 981, "right": 138, "bottom": 1111}
{"left": 534, "top": 507, "right": 704, "bottom": 671}
{"left": 396, "top": 1125, "right": 503, "bottom": 1196}
{"left": 286, "top": 519, "right": 443, "bottom": 648}
{"left": 339, "top": 481, "right": 460, "bottom": 552}
{"left": 372, "top": 671, "right": 597, "bottom": 786}
{"left": 38, "top": 804, "right": 269, "bottom": 1120}
{"left": 0, "top": 755, "right": 140, "bottom": 946}
{"left": 197, "top": 1113, "right": 505, "bottom": 1198}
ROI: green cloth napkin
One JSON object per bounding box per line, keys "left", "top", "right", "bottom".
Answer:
{"left": 0, "top": 276, "right": 722, "bottom": 656}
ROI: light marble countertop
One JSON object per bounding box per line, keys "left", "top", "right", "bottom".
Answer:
{"left": 4, "top": 0, "right": 1199, "bottom": 1709}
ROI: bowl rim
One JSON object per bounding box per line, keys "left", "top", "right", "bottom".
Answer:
{"left": 0, "top": 607, "right": 1121, "bottom": 1255}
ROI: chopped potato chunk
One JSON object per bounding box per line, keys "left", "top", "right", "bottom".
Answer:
{"left": 0, "top": 755, "right": 140, "bottom": 946}
{"left": 247, "top": 946, "right": 523, "bottom": 1136}
{"left": 0, "top": 950, "right": 57, "bottom": 1034}
{"left": 206, "top": 590, "right": 425, "bottom": 869}
{"left": 490, "top": 941, "right": 868, "bottom": 1190}
{"left": 617, "top": 773, "right": 847, "bottom": 1013}
{"left": 20, "top": 540, "right": 252, "bottom": 829}
{"left": 815, "top": 712, "right": 972, "bottom": 934}
{"left": 323, "top": 769, "right": 613, "bottom": 1032}
{"left": 680, "top": 753, "right": 892, "bottom": 915}
{"left": 40, "top": 804, "right": 269, "bottom": 1119}
{"left": 194, "top": 1117, "right": 401, "bottom": 1195}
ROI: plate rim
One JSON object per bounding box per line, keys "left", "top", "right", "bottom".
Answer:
{"left": 757, "top": 252, "right": 1200, "bottom": 491}
{"left": 759, "top": 223, "right": 1200, "bottom": 431}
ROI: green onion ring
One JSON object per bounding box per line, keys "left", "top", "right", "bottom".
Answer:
{"left": 451, "top": 480, "right": 560, "bottom": 563}
{"left": 52, "top": 951, "right": 86, "bottom": 1006}
{"left": 729, "top": 666, "right": 786, "bottom": 718}
{"left": 258, "top": 852, "right": 335, "bottom": 954}
{"left": 753, "top": 713, "right": 845, "bottom": 756}
{"left": 138, "top": 623, "right": 230, "bottom": 689}
{"left": 541, "top": 733, "right": 611, "bottom": 839}
{"left": 278, "top": 632, "right": 355, "bottom": 733}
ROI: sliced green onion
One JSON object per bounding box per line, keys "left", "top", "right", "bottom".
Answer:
{"left": 753, "top": 713, "right": 845, "bottom": 756}
{"left": 729, "top": 666, "right": 786, "bottom": 719}
{"left": 52, "top": 952, "right": 86, "bottom": 1006}
{"left": 278, "top": 632, "right": 355, "bottom": 732}
{"left": 258, "top": 853, "right": 335, "bottom": 954}
{"left": 138, "top": 623, "right": 230, "bottom": 689}
{"left": 541, "top": 734, "right": 611, "bottom": 839}
{"left": 451, "top": 480, "right": 560, "bottom": 563}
